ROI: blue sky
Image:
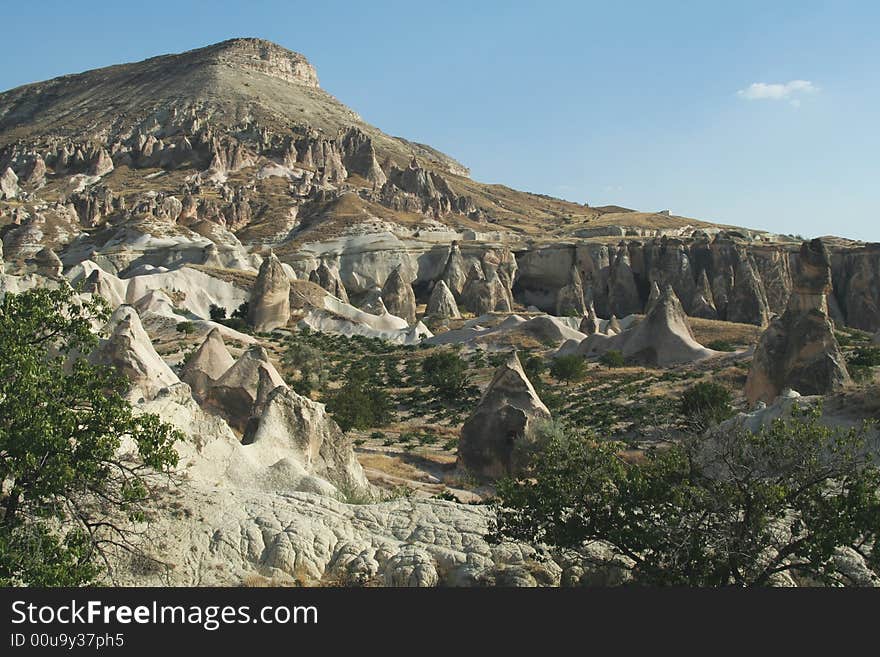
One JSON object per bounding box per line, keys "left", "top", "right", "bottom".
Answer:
{"left": 2, "top": 1, "right": 877, "bottom": 241}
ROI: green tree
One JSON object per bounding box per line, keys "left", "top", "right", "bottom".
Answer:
{"left": 208, "top": 304, "right": 227, "bottom": 321}
{"left": 326, "top": 369, "right": 393, "bottom": 432}
{"left": 0, "top": 287, "right": 181, "bottom": 586}
{"left": 549, "top": 354, "right": 586, "bottom": 385}
{"left": 599, "top": 350, "right": 626, "bottom": 368}
{"left": 231, "top": 301, "right": 249, "bottom": 319}
{"left": 282, "top": 341, "right": 328, "bottom": 396}
{"left": 678, "top": 381, "right": 735, "bottom": 433}
{"left": 422, "top": 350, "right": 470, "bottom": 401}
{"left": 493, "top": 408, "right": 880, "bottom": 586}
{"left": 847, "top": 346, "right": 880, "bottom": 383}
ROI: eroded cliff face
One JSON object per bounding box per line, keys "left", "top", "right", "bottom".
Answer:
{"left": 514, "top": 234, "right": 880, "bottom": 330}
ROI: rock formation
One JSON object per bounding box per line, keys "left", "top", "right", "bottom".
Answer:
{"left": 645, "top": 281, "right": 661, "bottom": 315}
{"left": 577, "top": 285, "right": 717, "bottom": 366}
{"left": 0, "top": 167, "right": 20, "bottom": 200}
{"left": 458, "top": 352, "right": 551, "bottom": 478}
{"left": 89, "top": 147, "right": 114, "bottom": 176}
{"left": 357, "top": 286, "right": 387, "bottom": 316}
{"left": 578, "top": 301, "right": 600, "bottom": 335}
{"left": 381, "top": 265, "right": 417, "bottom": 324}
{"left": 460, "top": 263, "right": 490, "bottom": 315}
{"left": 728, "top": 252, "right": 771, "bottom": 326}
{"left": 30, "top": 247, "right": 63, "bottom": 278}
{"left": 745, "top": 239, "right": 850, "bottom": 405}
{"left": 181, "top": 328, "right": 236, "bottom": 401}
{"left": 440, "top": 242, "right": 468, "bottom": 298}
{"left": 607, "top": 246, "right": 641, "bottom": 317}
{"left": 247, "top": 385, "right": 371, "bottom": 495}
{"left": 607, "top": 315, "right": 622, "bottom": 334}
{"left": 690, "top": 270, "right": 717, "bottom": 319}
{"left": 203, "top": 345, "right": 286, "bottom": 430}
{"left": 555, "top": 264, "right": 587, "bottom": 316}
{"left": 309, "top": 260, "right": 349, "bottom": 303}
{"left": 249, "top": 252, "right": 290, "bottom": 332}
{"left": 426, "top": 279, "right": 460, "bottom": 319}
{"left": 92, "top": 306, "right": 179, "bottom": 401}
{"left": 460, "top": 262, "right": 512, "bottom": 315}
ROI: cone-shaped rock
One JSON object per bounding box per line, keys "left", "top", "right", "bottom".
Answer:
{"left": 579, "top": 301, "right": 600, "bottom": 335}
{"left": 0, "top": 167, "right": 21, "bottom": 200}
{"left": 690, "top": 270, "right": 718, "bottom": 319}
{"left": 382, "top": 265, "right": 417, "bottom": 324}
{"left": 645, "top": 281, "right": 662, "bottom": 315}
{"left": 426, "top": 279, "right": 460, "bottom": 319}
{"left": 31, "top": 247, "right": 63, "bottom": 278}
{"left": 246, "top": 385, "right": 371, "bottom": 494}
{"left": 203, "top": 344, "right": 286, "bottom": 430}
{"left": 92, "top": 306, "right": 179, "bottom": 401}
{"left": 181, "top": 328, "right": 235, "bottom": 401}
{"left": 309, "top": 260, "right": 349, "bottom": 303}
{"left": 358, "top": 286, "right": 387, "bottom": 316}
{"left": 249, "top": 252, "right": 290, "bottom": 332}
{"left": 440, "top": 242, "right": 468, "bottom": 298}
{"left": 728, "top": 251, "right": 770, "bottom": 326}
{"left": 745, "top": 239, "right": 850, "bottom": 405}
{"left": 578, "top": 286, "right": 716, "bottom": 366}
{"left": 608, "top": 246, "right": 641, "bottom": 317}
{"left": 607, "top": 315, "right": 622, "bottom": 334}
{"left": 458, "top": 352, "right": 551, "bottom": 479}
{"left": 461, "top": 262, "right": 498, "bottom": 316}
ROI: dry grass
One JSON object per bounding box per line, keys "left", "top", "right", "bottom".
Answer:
{"left": 689, "top": 317, "right": 764, "bottom": 347}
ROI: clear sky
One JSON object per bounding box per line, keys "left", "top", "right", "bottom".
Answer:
{"left": 2, "top": 1, "right": 877, "bottom": 241}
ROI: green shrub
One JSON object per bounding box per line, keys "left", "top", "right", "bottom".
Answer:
{"left": 209, "top": 304, "right": 227, "bottom": 321}
{"left": 422, "top": 350, "right": 470, "bottom": 400}
{"left": 847, "top": 345, "right": 880, "bottom": 375}
{"left": 599, "top": 350, "right": 626, "bottom": 368}
{"left": 176, "top": 321, "right": 195, "bottom": 334}
{"left": 707, "top": 340, "right": 736, "bottom": 352}
{"left": 326, "top": 372, "right": 393, "bottom": 432}
{"left": 217, "top": 317, "right": 251, "bottom": 334}
{"left": 550, "top": 354, "right": 586, "bottom": 384}
{"left": 678, "top": 381, "right": 734, "bottom": 432}
{"left": 231, "top": 301, "right": 249, "bottom": 320}
{"left": 494, "top": 407, "right": 880, "bottom": 586}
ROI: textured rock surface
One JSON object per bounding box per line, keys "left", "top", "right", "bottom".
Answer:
{"left": 458, "top": 352, "right": 551, "bottom": 478}
{"left": 577, "top": 285, "right": 717, "bottom": 366}
{"left": 381, "top": 265, "right": 417, "bottom": 325}
{"left": 309, "top": 260, "right": 349, "bottom": 303}
{"left": 247, "top": 386, "right": 370, "bottom": 494}
{"left": 440, "top": 242, "right": 468, "bottom": 298}
{"left": 203, "top": 345, "right": 286, "bottom": 429}
{"left": 249, "top": 252, "right": 290, "bottom": 332}
{"left": 579, "top": 301, "right": 600, "bottom": 335}
{"left": 607, "top": 245, "right": 641, "bottom": 317}
{"left": 0, "top": 167, "right": 20, "bottom": 199}
{"left": 745, "top": 239, "right": 850, "bottom": 405}
{"left": 92, "top": 305, "right": 179, "bottom": 401}
{"left": 690, "top": 269, "right": 717, "bottom": 319}
{"left": 426, "top": 279, "right": 460, "bottom": 319}
{"left": 555, "top": 264, "right": 587, "bottom": 316}
{"left": 180, "top": 328, "right": 235, "bottom": 400}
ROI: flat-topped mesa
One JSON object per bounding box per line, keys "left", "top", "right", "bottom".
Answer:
{"left": 196, "top": 37, "right": 319, "bottom": 88}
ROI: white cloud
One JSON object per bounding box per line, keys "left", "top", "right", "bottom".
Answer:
{"left": 737, "top": 80, "right": 819, "bottom": 106}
